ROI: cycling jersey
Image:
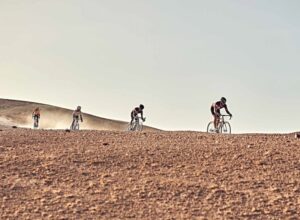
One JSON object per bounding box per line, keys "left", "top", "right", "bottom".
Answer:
{"left": 131, "top": 107, "right": 144, "bottom": 123}
{"left": 73, "top": 110, "right": 83, "bottom": 121}
{"left": 213, "top": 101, "right": 227, "bottom": 111}
{"left": 211, "top": 101, "right": 230, "bottom": 116}
{"left": 132, "top": 107, "right": 142, "bottom": 116}
{"left": 32, "top": 110, "right": 40, "bottom": 118}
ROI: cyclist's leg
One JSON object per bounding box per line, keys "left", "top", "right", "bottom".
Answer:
{"left": 75, "top": 118, "right": 79, "bottom": 129}
{"left": 34, "top": 116, "right": 38, "bottom": 128}
{"left": 214, "top": 110, "right": 221, "bottom": 131}
{"left": 133, "top": 115, "right": 140, "bottom": 130}
{"left": 71, "top": 118, "right": 75, "bottom": 129}
{"left": 130, "top": 111, "right": 134, "bottom": 125}
{"left": 211, "top": 106, "right": 217, "bottom": 129}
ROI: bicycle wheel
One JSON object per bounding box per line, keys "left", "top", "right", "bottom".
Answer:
{"left": 221, "top": 122, "right": 231, "bottom": 134}
{"left": 75, "top": 122, "right": 80, "bottom": 130}
{"left": 34, "top": 118, "right": 38, "bottom": 128}
{"left": 136, "top": 122, "right": 143, "bottom": 131}
{"left": 127, "top": 122, "right": 134, "bottom": 131}
{"left": 207, "top": 121, "right": 215, "bottom": 133}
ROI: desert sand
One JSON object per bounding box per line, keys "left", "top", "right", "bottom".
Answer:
{"left": 1, "top": 127, "right": 300, "bottom": 219}
{"left": 1, "top": 99, "right": 300, "bottom": 219}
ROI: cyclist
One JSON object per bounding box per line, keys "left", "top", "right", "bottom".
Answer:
{"left": 71, "top": 106, "right": 83, "bottom": 129}
{"left": 211, "top": 97, "right": 232, "bottom": 132}
{"left": 130, "top": 104, "right": 145, "bottom": 125}
{"left": 32, "top": 107, "right": 41, "bottom": 128}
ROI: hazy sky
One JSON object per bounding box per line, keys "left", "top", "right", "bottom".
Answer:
{"left": 1, "top": 0, "right": 300, "bottom": 133}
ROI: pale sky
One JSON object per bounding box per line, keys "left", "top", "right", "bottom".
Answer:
{"left": 1, "top": 0, "right": 300, "bottom": 133}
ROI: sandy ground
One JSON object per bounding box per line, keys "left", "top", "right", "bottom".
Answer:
{"left": 1, "top": 128, "right": 300, "bottom": 219}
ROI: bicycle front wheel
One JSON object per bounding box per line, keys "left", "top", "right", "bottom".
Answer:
{"left": 207, "top": 122, "right": 215, "bottom": 133}
{"left": 137, "top": 122, "right": 143, "bottom": 131}
{"left": 221, "top": 122, "right": 231, "bottom": 134}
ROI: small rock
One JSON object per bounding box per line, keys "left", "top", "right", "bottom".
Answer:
{"left": 151, "top": 163, "right": 158, "bottom": 167}
{"left": 33, "top": 208, "right": 40, "bottom": 213}
{"left": 41, "top": 212, "right": 48, "bottom": 217}
{"left": 65, "top": 194, "right": 75, "bottom": 198}
{"left": 295, "top": 133, "right": 300, "bottom": 139}
{"left": 102, "top": 174, "right": 110, "bottom": 178}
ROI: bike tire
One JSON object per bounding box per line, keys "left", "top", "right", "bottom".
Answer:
{"left": 127, "top": 122, "right": 133, "bottom": 131}
{"left": 70, "top": 120, "right": 79, "bottom": 130}
{"left": 137, "top": 122, "right": 143, "bottom": 131}
{"left": 221, "top": 122, "right": 231, "bottom": 134}
{"left": 206, "top": 121, "right": 215, "bottom": 133}
{"left": 33, "top": 117, "right": 39, "bottom": 129}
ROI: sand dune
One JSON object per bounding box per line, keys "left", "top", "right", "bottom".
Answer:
{"left": 0, "top": 99, "right": 158, "bottom": 131}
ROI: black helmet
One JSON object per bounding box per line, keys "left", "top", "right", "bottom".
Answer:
{"left": 221, "top": 97, "right": 227, "bottom": 104}
{"left": 139, "top": 104, "right": 144, "bottom": 109}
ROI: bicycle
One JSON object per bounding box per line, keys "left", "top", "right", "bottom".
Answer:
{"left": 127, "top": 116, "right": 145, "bottom": 131}
{"left": 70, "top": 117, "right": 80, "bottom": 130}
{"left": 207, "top": 115, "right": 231, "bottom": 134}
{"left": 33, "top": 115, "right": 39, "bottom": 129}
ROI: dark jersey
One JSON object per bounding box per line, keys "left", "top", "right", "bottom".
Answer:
{"left": 213, "top": 101, "right": 227, "bottom": 111}
{"left": 131, "top": 107, "right": 143, "bottom": 118}
{"left": 211, "top": 101, "right": 230, "bottom": 116}
{"left": 134, "top": 107, "right": 142, "bottom": 113}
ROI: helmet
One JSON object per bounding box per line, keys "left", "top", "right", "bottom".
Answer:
{"left": 77, "top": 106, "right": 81, "bottom": 110}
{"left": 221, "top": 97, "right": 227, "bottom": 104}
{"left": 139, "top": 104, "right": 144, "bottom": 110}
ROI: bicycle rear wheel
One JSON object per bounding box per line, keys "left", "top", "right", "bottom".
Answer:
{"left": 207, "top": 122, "right": 215, "bottom": 133}
{"left": 33, "top": 116, "right": 38, "bottom": 128}
{"left": 221, "top": 122, "right": 231, "bottom": 134}
{"left": 127, "top": 122, "right": 134, "bottom": 131}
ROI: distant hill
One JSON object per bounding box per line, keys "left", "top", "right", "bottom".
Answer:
{"left": 0, "top": 99, "right": 158, "bottom": 131}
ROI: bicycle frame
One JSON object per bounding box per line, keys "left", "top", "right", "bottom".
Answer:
{"left": 33, "top": 115, "right": 39, "bottom": 129}
{"left": 217, "top": 115, "right": 231, "bottom": 133}
{"left": 128, "top": 116, "right": 144, "bottom": 131}
{"left": 218, "top": 115, "right": 229, "bottom": 125}
{"left": 71, "top": 117, "right": 80, "bottom": 130}
{"left": 207, "top": 115, "right": 231, "bottom": 134}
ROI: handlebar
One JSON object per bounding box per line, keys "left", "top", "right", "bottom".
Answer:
{"left": 134, "top": 116, "right": 146, "bottom": 122}
{"left": 221, "top": 115, "right": 232, "bottom": 119}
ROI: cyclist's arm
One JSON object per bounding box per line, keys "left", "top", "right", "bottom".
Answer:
{"left": 140, "top": 111, "right": 144, "bottom": 120}
{"left": 80, "top": 113, "right": 83, "bottom": 122}
{"left": 224, "top": 106, "right": 232, "bottom": 116}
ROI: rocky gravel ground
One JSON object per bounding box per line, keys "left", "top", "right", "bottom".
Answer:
{"left": 1, "top": 129, "right": 300, "bottom": 219}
